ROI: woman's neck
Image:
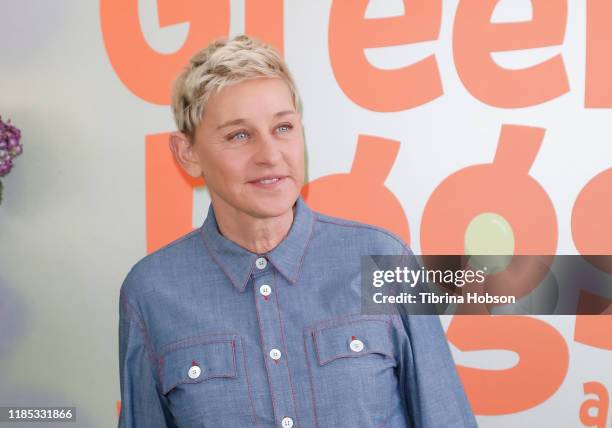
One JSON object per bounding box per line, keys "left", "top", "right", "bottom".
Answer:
{"left": 210, "top": 197, "right": 295, "bottom": 254}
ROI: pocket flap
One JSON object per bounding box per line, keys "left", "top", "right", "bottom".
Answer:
{"left": 160, "top": 338, "right": 237, "bottom": 394}
{"left": 312, "top": 318, "right": 394, "bottom": 366}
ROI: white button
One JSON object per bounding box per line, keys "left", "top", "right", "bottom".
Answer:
{"left": 255, "top": 257, "right": 268, "bottom": 270}
{"left": 187, "top": 365, "right": 201, "bottom": 379}
{"left": 260, "top": 284, "right": 272, "bottom": 297}
{"left": 350, "top": 339, "right": 364, "bottom": 353}
{"left": 281, "top": 416, "right": 293, "bottom": 427}
{"left": 269, "top": 348, "right": 282, "bottom": 360}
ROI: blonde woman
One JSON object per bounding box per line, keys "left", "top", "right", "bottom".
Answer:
{"left": 118, "top": 34, "right": 476, "bottom": 428}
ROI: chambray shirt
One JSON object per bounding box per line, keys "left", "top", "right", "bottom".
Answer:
{"left": 118, "top": 196, "right": 477, "bottom": 428}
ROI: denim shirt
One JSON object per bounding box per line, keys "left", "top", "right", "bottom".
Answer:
{"left": 118, "top": 196, "right": 477, "bottom": 428}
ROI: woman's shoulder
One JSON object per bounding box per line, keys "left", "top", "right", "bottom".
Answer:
{"left": 311, "top": 210, "right": 412, "bottom": 256}
{"left": 120, "top": 228, "right": 203, "bottom": 299}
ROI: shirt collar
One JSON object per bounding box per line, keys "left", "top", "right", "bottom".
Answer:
{"left": 200, "top": 195, "right": 315, "bottom": 293}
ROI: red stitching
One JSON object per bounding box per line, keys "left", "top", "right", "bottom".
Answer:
{"left": 312, "top": 331, "right": 322, "bottom": 367}
{"left": 309, "top": 317, "right": 395, "bottom": 365}
{"left": 305, "top": 314, "right": 398, "bottom": 426}
{"left": 232, "top": 340, "right": 237, "bottom": 378}
{"left": 272, "top": 271, "right": 301, "bottom": 427}
{"left": 159, "top": 339, "right": 237, "bottom": 394}
{"left": 315, "top": 318, "right": 390, "bottom": 334}
{"left": 149, "top": 228, "right": 201, "bottom": 257}
{"left": 121, "top": 296, "right": 163, "bottom": 383}
{"left": 162, "top": 372, "right": 236, "bottom": 395}
{"left": 290, "top": 210, "right": 316, "bottom": 284}
{"left": 314, "top": 214, "right": 409, "bottom": 252}
{"left": 383, "top": 316, "right": 395, "bottom": 425}
{"left": 316, "top": 350, "right": 393, "bottom": 366}
{"left": 240, "top": 336, "right": 261, "bottom": 428}
{"left": 302, "top": 328, "right": 320, "bottom": 428}
{"left": 305, "top": 314, "right": 391, "bottom": 333}
{"left": 161, "top": 333, "right": 239, "bottom": 356}
{"left": 386, "top": 315, "right": 395, "bottom": 360}
{"left": 254, "top": 278, "right": 280, "bottom": 423}
{"left": 201, "top": 228, "right": 255, "bottom": 293}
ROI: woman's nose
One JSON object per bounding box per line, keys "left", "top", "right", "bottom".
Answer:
{"left": 253, "top": 135, "right": 282, "bottom": 165}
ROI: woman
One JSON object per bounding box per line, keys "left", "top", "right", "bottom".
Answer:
{"left": 118, "top": 34, "right": 476, "bottom": 428}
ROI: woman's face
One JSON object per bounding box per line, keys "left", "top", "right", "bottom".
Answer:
{"left": 192, "top": 77, "right": 305, "bottom": 220}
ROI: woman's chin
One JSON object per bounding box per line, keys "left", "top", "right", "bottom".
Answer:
{"left": 244, "top": 195, "right": 297, "bottom": 219}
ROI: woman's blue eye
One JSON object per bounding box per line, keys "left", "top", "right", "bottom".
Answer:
{"left": 229, "top": 131, "right": 248, "bottom": 141}
{"left": 277, "top": 124, "right": 293, "bottom": 133}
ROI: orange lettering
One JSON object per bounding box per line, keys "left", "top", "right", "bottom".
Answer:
{"left": 302, "top": 135, "right": 410, "bottom": 244}
{"left": 579, "top": 382, "right": 609, "bottom": 428}
{"left": 575, "top": 313, "right": 612, "bottom": 351}
{"left": 453, "top": 0, "right": 569, "bottom": 107}
{"left": 421, "top": 124, "right": 557, "bottom": 255}
{"left": 448, "top": 315, "right": 569, "bottom": 414}
{"left": 572, "top": 168, "right": 612, "bottom": 274}
{"left": 329, "top": 0, "right": 442, "bottom": 111}
{"left": 145, "top": 133, "right": 204, "bottom": 253}
{"left": 100, "top": 0, "right": 229, "bottom": 104}
{"left": 245, "top": 0, "right": 284, "bottom": 55}
{"left": 586, "top": 0, "right": 612, "bottom": 107}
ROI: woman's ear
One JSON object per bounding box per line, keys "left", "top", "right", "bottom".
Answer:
{"left": 169, "top": 131, "right": 204, "bottom": 178}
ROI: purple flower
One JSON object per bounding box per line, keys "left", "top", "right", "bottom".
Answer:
{"left": 0, "top": 158, "right": 12, "bottom": 175}
{"left": 0, "top": 116, "right": 23, "bottom": 179}
{"left": 0, "top": 116, "right": 23, "bottom": 204}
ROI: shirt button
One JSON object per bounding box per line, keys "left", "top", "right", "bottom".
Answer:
{"left": 281, "top": 416, "right": 293, "bottom": 427}
{"left": 255, "top": 257, "right": 268, "bottom": 270}
{"left": 187, "top": 365, "right": 201, "bottom": 379}
{"left": 260, "top": 284, "right": 272, "bottom": 297}
{"left": 269, "top": 348, "right": 282, "bottom": 360}
{"left": 349, "top": 339, "right": 364, "bottom": 353}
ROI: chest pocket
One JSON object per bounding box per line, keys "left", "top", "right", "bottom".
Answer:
{"left": 159, "top": 334, "right": 256, "bottom": 428}
{"left": 305, "top": 316, "right": 402, "bottom": 427}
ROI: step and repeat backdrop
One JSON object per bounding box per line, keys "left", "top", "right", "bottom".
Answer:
{"left": 1, "top": 1, "right": 611, "bottom": 427}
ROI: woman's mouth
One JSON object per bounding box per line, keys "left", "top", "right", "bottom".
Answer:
{"left": 249, "top": 176, "right": 287, "bottom": 188}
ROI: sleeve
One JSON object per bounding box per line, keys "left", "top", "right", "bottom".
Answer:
{"left": 396, "top": 313, "right": 478, "bottom": 428}
{"left": 118, "top": 285, "right": 176, "bottom": 428}
{"left": 388, "top": 247, "right": 477, "bottom": 427}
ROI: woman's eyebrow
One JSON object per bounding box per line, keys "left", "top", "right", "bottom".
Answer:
{"left": 274, "top": 110, "right": 297, "bottom": 118}
{"left": 216, "top": 110, "right": 297, "bottom": 130}
{"left": 216, "top": 118, "right": 247, "bottom": 130}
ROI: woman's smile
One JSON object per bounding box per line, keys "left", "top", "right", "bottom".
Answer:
{"left": 248, "top": 175, "right": 288, "bottom": 189}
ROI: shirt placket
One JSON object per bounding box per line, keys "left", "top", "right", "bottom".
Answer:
{"left": 252, "top": 256, "right": 299, "bottom": 428}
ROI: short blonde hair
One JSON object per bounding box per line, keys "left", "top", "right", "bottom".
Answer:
{"left": 171, "top": 34, "right": 301, "bottom": 141}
